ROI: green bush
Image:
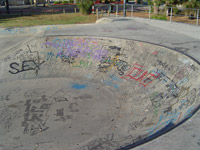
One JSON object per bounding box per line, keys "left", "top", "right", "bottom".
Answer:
{"left": 69, "top": 0, "right": 74, "bottom": 3}
{"left": 54, "top": 1, "right": 62, "bottom": 4}
{"left": 151, "top": 14, "right": 167, "bottom": 20}
{"left": 76, "top": 0, "right": 93, "bottom": 15}
{"left": 62, "top": 0, "right": 68, "bottom": 4}
{"left": 173, "top": 7, "right": 179, "bottom": 15}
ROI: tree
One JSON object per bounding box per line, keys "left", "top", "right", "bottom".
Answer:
{"left": 76, "top": 0, "right": 93, "bottom": 15}
{"left": 183, "top": 0, "right": 200, "bottom": 8}
{"left": 183, "top": 0, "right": 200, "bottom": 16}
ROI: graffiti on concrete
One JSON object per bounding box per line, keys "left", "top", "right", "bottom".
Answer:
{"left": 9, "top": 60, "right": 45, "bottom": 75}
{"left": 21, "top": 88, "right": 82, "bottom": 136}
{"left": 121, "top": 63, "right": 160, "bottom": 87}
{"left": 102, "top": 74, "right": 122, "bottom": 88}
{"left": 42, "top": 38, "right": 108, "bottom": 61}
{"left": 0, "top": 26, "right": 58, "bottom": 36}
{"left": 22, "top": 94, "right": 51, "bottom": 135}
{"left": 0, "top": 107, "right": 18, "bottom": 131}
{"left": 98, "top": 55, "right": 131, "bottom": 76}
{"left": 1, "top": 37, "right": 200, "bottom": 149}
{"left": 8, "top": 45, "right": 45, "bottom": 76}
{"left": 72, "top": 83, "right": 87, "bottom": 90}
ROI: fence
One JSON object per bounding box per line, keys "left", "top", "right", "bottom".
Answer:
{"left": 95, "top": 4, "right": 200, "bottom": 26}
{"left": 0, "top": 4, "right": 199, "bottom": 26}
{"left": 0, "top": 5, "right": 79, "bottom": 16}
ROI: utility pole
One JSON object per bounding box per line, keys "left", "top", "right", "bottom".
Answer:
{"left": 123, "top": 0, "right": 126, "bottom": 17}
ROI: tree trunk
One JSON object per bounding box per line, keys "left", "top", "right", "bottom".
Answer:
{"left": 43, "top": 0, "right": 46, "bottom": 7}
{"left": 5, "top": 0, "right": 9, "bottom": 14}
{"left": 47, "top": 0, "right": 50, "bottom": 6}
{"left": 34, "top": 0, "right": 38, "bottom": 7}
{"left": 153, "top": 0, "right": 158, "bottom": 14}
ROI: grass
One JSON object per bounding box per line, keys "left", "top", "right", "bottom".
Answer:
{"left": 0, "top": 13, "right": 97, "bottom": 28}
{"left": 151, "top": 14, "right": 167, "bottom": 21}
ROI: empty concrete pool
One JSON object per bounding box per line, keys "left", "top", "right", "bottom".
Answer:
{"left": 0, "top": 36, "right": 199, "bottom": 150}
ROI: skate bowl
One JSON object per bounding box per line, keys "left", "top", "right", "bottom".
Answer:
{"left": 0, "top": 36, "right": 200, "bottom": 150}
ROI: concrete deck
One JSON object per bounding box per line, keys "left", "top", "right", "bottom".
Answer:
{"left": 0, "top": 17, "right": 200, "bottom": 150}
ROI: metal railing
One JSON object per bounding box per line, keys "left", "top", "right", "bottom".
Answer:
{"left": 95, "top": 4, "right": 200, "bottom": 26}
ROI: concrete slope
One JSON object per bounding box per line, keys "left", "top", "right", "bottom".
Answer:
{"left": 0, "top": 36, "right": 200, "bottom": 150}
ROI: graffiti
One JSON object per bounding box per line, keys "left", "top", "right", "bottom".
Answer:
{"left": 150, "top": 85, "right": 196, "bottom": 118}
{"left": 57, "top": 51, "right": 77, "bottom": 64}
{"left": 72, "top": 59, "right": 92, "bottom": 68}
{"left": 9, "top": 45, "right": 45, "bottom": 76}
{"left": 177, "top": 77, "right": 189, "bottom": 86}
{"left": 178, "top": 57, "right": 192, "bottom": 65}
{"left": 190, "top": 64, "right": 199, "bottom": 71}
{"left": 0, "top": 95, "right": 10, "bottom": 101}
{"left": 9, "top": 60, "right": 45, "bottom": 75}
{"left": 165, "top": 81, "right": 179, "bottom": 99}
{"left": 103, "top": 74, "right": 122, "bottom": 88}
{"left": 16, "top": 47, "right": 39, "bottom": 62}
{"left": 81, "top": 134, "right": 120, "bottom": 150}
{"left": 128, "top": 117, "right": 146, "bottom": 132}
{"left": 69, "top": 102, "right": 79, "bottom": 112}
{"left": 21, "top": 88, "right": 76, "bottom": 135}
{"left": 155, "top": 60, "right": 173, "bottom": 71}
{"left": 0, "top": 87, "right": 21, "bottom": 101}
{"left": 174, "top": 66, "right": 188, "bottom": 80}
{"left": 72, "top": 83, "right": 87, "bottom": 90}
{"left": 0, "top": 107, "right": 18, "bottom": 131}
{"left": 149, "top": 92, "right": 164, "bottom": 115}
{"left": 45, "top": 51, "right": 93, "bottom": 68}
{"left": 147, "top": 111, "right": 181, "bottom": 135}
{"left": 151, "top": 69, "right": 181, "bottom": 102}
{"left": 152, "top": 51, "right": 158, "bottom": 55}
{"left": 150, "top": 92, "right": 164, "bottom": 108}
{"left": 54, "top": 108, "right": 73, "bottom": 122}
{"left": 44, "top": 51, "right": 77, "bottom": 64}
{"left": 98, "top": 55, "right": 131, "bottom": 75}
{"left": 183, "top": 106, "right": 195, "bottom": 119}
{"left": 46, "top": 52, "right": 55, "bottom": 61}
{"left": 42, "top": 38, "right": 108, "bottom": 61}
{"left": 121, "top": 63, "right": 160, "bottom": 87}
{"left": 21, "top": 96, "right": 51, "bottom": 135}
{"left": 0, "top": 26, "right": 58, "bottom": 36}
{"left": 109, "top": 46, "right": 121, "bottom": 51}
{"left": 179, "top": 88, "right": 197, "bottom": 108}
{"left": 73, "top": 94, "right": 92, "bottom": 100}
{"left": 148, "top": 86, "right": 198, "bottom": 135}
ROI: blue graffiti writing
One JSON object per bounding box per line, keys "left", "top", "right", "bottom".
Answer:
{"left": 72, "top": 83, "right": 87, "bottom": 90}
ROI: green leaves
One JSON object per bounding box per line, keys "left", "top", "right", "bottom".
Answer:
{"left": 76, "top": 0, "right": 93, "bottom": 15}
{"left": 183, "top": 0, "right": 200, "bottom": 8}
